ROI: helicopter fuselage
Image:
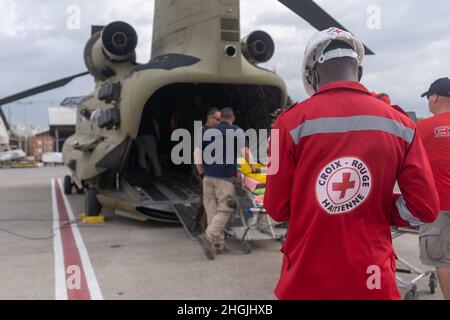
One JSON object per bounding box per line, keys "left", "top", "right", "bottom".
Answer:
{"left": 63, "top": 0, "right": 287, "bottom": 222}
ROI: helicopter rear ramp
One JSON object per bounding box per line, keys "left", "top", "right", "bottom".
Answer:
{"left": 124, "top": 170, "right": 202, "bottom": 238}
{"left": 171, "top": 203, "right": 202, "bottom": 240}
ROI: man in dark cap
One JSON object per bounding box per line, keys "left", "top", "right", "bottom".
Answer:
{"left": 417, "top": 77, "right": 450, "bottom": 300}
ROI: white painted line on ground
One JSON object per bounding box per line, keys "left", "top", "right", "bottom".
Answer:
{"left": 51, "top": 178, "right": 68, "bottom": 300}
{"left": 57, "top": 178, "right": 103, "bottom": 300}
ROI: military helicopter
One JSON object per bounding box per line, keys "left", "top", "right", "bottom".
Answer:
{"left": 0, "top": 0, "right": 374, "bottom": 234}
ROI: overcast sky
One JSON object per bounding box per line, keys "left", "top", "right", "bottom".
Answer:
{"left": 1, "top": 0, "right": 449, "bottom": 126}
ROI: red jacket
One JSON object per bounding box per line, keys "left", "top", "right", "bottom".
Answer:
{"left": 264, "top": 81, "right": 440, "bottom": 300}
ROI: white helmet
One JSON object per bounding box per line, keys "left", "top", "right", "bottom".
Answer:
{"left": 302, "top": 27, "right": 365, "bottom": 96}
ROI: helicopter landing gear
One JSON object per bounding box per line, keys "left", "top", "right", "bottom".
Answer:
{"left": 63, "top": 175, "right": 73, "bottom": 195}
{"left": 64, "top": 175, "right": 85, "bottom": 195}
{"left": 85, "top": 188, "right": 102, "bottom": 217}
{"left": 80, "top": 188, "right": 105, "bottom": 225}
{"left": 75, "top": 185, "right": 85, "bottom": 194}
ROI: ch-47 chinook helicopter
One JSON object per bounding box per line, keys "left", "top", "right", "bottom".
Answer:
{"left": 0, "top": 0, "right": 374, "bottom": 235}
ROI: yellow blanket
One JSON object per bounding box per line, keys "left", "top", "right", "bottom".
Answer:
{"left": 237, "top": 158, "right": 267, "bottom": 184}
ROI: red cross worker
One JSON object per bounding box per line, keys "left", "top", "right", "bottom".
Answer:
{"left": 264, "top": 28, "right": 440, "bottom": 300}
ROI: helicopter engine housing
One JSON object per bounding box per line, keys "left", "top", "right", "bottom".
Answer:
{"left": 241, "top": 31, "right": 275, "bottom": 64}
{"left": 84, "top": 21, "right": 138, "bottom": 81}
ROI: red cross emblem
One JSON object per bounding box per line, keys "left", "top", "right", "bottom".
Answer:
{"left": 317, "top": 157, "right": 372, "bottom": 215}
{"left": 332, "top": 172, "right": 356, "bottom": 199}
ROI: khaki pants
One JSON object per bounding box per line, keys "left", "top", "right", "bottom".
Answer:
{"left": 203, "top": 177, "right": 237, "bottom": 249}
{"left": 136, "top": 135, "right": 162, "bottom": 176}
{"left": 420, "top": 211, "right": 450, "bottom": 268}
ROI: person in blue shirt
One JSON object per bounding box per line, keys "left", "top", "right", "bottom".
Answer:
{"left": 192, "top": 108, "right": 222, "bottom": 233}
{"left": 195, "top": 107, "right": 256, "bottom": 260}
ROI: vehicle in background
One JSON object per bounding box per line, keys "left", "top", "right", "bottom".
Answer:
{"left": 43, "top": 152, "right": 64, "bottom": 166}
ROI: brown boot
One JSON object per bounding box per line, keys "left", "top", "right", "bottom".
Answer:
{"left": 214, "top": 244, "right": 226, "bottom": 255}
{"left": 197, "top": 234, "right": 215, "bottom": 260}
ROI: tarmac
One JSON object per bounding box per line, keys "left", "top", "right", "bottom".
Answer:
{"left": 0, "top": 166, "right": 444, "bottom": 300}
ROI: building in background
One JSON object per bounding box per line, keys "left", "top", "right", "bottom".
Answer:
{"left": 49, "top": 106, "right": 76, "bottom": 152}
{"left": 27, "top": 131, "right": 54, "bottom": 162}
{"left": 7, "top": 124, "right": 46, "bottom": 153}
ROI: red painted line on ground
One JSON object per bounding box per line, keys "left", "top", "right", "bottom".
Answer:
{"left": 54, "top": 181, "right": 92, "bottom": 300}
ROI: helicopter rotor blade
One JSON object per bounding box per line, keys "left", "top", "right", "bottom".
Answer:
{"left": 0, "top": 71, "right": 90, "bottom": 106}
{"left": 278, "top": 0, "right": 375, "bottom": 55}
{"left": 0, "top": 108, "right": 9, "bottom": 130}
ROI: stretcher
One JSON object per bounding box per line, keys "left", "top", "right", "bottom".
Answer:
{"left": 224, "top": 159, "right": 286, "bottom": 254}
{"left": 392, "top": 227, "right": 438, "bottom": 300}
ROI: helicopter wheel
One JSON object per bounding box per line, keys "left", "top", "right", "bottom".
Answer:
{"left": 85, "top": 188, "right": 102, "bottom": 217}
{"left": 63, "top": 175, "right": 73, "bottom": 195}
